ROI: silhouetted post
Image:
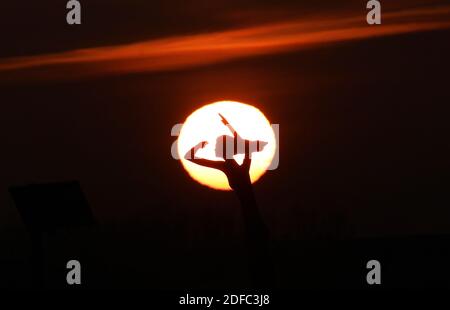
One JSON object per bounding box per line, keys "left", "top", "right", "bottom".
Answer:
{"left": 29, "top": 230, "right": 45, "bottom": 287}
{"left": 185, "top": 115, "right": 274, "bottom": 288}
{"left": 233, "top": 179, "right": 275, "bottom": 288}
{"left": 234, "top": 184, "right": 268, "bottom": 246}
{"left": 9, "top": 181, "right": 95, "bottom": 289}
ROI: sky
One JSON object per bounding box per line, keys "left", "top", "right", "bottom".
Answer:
{"left": 0, "top": 0, "right": 450, "bottom": 288}
{"left": 1, "top": 1, "right": 450, "bottom": 79}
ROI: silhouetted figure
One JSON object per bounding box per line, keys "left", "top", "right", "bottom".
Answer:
{"left": 185, "top": 114, "right": 274, "bottom": 288}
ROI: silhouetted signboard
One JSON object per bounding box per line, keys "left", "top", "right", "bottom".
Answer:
{"left": 9, "top": 181, "right": 94, "bottom": 233}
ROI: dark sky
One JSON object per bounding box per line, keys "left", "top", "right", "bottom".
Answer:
{"left": 1, "top": 1, "right": 450, "bottom": 260}
{"left": 0, "top": 0, "right": 396, "bottom": 57}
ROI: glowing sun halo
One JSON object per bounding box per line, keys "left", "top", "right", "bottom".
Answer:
{"left": 177, "top": 101, "right": 276, "bottom": 190}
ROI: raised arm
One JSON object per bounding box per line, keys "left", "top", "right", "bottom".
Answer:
{"left": 184, "top": 141, "right": 225, "bottom": 171}
{"left": 219, "top": 113, "right": 242, "bottom": 140}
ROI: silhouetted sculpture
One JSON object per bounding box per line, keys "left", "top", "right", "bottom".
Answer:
{"left": 185, "top": 114, "right": 274, "bottom": 287}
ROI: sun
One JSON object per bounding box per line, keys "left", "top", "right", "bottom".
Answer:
{"left": 177, "top": 100, "right": 276, "bottom": 190}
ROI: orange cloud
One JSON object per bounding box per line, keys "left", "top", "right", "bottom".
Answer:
{"left": 1, "top": 5, "right": 449, "bottom": 80}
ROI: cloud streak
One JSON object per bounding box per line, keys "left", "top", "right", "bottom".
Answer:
{"left": 1, "top": 5, "right": 449, "bottom": 80}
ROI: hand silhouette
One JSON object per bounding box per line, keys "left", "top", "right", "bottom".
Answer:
{"left": 185, "top": 138, "right": 252, "bottom": 191}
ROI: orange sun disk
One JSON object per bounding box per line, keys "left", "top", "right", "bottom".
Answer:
{"left": 177, "top": 101, "right": 276, "bottom": 190}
